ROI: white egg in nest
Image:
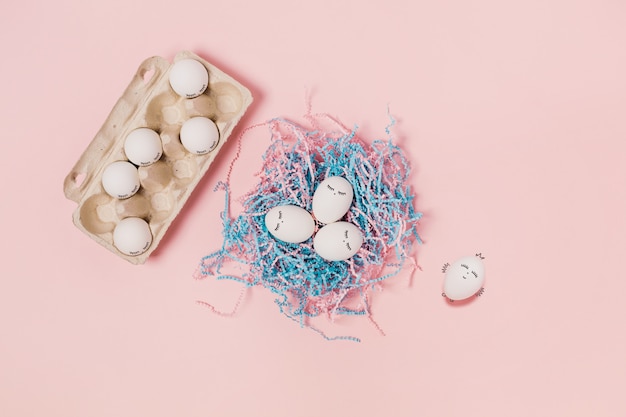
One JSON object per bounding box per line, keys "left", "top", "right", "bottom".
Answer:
{"left": 265, "top": 205, "right": 315, "bottom": 244}
{"left": 312, "top": 176, "right": 354, "bottom": 224}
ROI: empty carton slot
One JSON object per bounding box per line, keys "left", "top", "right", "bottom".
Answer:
{"left": 80, "top": 193, "right": 116, "bottom": 234}
{"left": 210, "top": 82, "right": 244, "bottom": 122}
{"left": 138, "top": 161, "right": 172, "bottom": 192}
{"left": 116, "top": 193, "right": 151, "bottom": 219}
{"left": 172, "top": 158, "right": 200, "bottom": 184}
{"left": 183, "top": 94, "right": 217, "bottom": 119}
{"left": 160, "top": 126, "right": 186, "bottom": 159}
{"left": 145, "top": 92, "right": 181, "bottom": 130}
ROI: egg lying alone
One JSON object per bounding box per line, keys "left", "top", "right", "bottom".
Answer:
{"left": 265, "top": 205, "right": 315, "bottom": 244}
{"left": 313, "top": 221, "right": 363, "bottom": 261}
{"left": 443, "top": 255, "right": 485, "bottom": 301}
{"left": 312, "top": 176, "right": 354, "bottom": 224}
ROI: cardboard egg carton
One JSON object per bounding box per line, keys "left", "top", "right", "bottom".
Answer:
{"left": 64, "top": 51, "right": 253, "bottom": 264}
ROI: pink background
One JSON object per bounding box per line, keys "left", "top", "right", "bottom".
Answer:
{"left": 2, "top": 0, "right": 625, "bottom": 416}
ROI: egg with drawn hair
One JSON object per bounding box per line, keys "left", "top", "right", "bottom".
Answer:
{"left": 443, "top": 255, "right": 486, "bottom": 301}
{"left": 265, "top": 205, "right": 315, "bottom": 244}
{"left": 312, "top": 176, "right": 354, "bottom": 224}
{"left": 313, "top": 221, "right": 363, "bottom": 261}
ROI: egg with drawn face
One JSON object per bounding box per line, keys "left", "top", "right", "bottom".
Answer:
{"left": 443, "top": 255, "right": 486, "bottom": 301}
{"left": 313, "top": 221, "right": 363, "bottom": 261}
{"left": 265, "top": 205, "right": 315, "bottom": 244}
{"left": 312, "top": 176, "right": 354, "bottom": 224}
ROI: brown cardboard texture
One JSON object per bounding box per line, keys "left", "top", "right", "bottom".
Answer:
{"left": 64, "top": 51, "right": 253, "bottom": 264}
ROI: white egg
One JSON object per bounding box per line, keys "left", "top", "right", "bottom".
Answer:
{"left": 180, "top": 117, "right": 220, "bottom": 155}
{"left": 168, "top": 58, "right": 209, "bottom": 98}
{"left": 312, "top": 176, "right": 354, "bottom": 224}
{"left": 313, "top": 221, "right": 363, "bottom": 261}
{"left": 265, "top": 205, "right": 315, "bottom": 244}
{"left": 124, "top": 128, "right": 163, "bottom": 166}
{"left": 443, "top": 255, "right": 486, "bottom": 301}
{"left": 101, "top": 161, "right": 140, "bottom": 199}
{"left": 113, "top": 217, "right": 153, "bottom": 256}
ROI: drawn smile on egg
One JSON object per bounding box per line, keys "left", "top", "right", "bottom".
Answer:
{"left": 265, "top": 205, "right": 315, "bottom": 244}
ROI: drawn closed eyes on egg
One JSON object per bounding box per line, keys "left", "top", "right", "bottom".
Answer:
{"left": 313, "top": 221, "right": 363, "bottom": 261}
{"left": 273, "top": 209, "right": 283, "bottom": 231}
{"left": 312, "top": 176, "right": 354, "bottom": 224}
{"left": 326, "top": 184, "right": 347, "bottom": 196}
{"left": 442, "top": 255, "right": 486, "bottom": 301}
{"left": 265, "top": 205, "right": 315, "bottom": 244}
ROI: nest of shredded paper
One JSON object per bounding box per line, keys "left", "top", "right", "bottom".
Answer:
{"left": 196, "top": 115, "right": 422, "bottom": 341}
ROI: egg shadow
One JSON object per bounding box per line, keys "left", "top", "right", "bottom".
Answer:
{"left": 441, "top": 287, "right": 486, "bottom": 307}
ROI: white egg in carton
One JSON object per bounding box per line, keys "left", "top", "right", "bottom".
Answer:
{"left": 64, "top": 51, "right": 253, "bottom": 264}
